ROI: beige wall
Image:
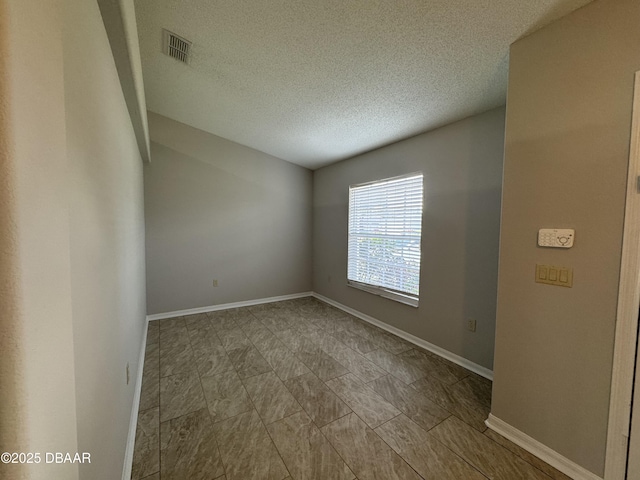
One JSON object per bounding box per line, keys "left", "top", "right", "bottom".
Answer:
{"left": 1, "top": 1, "right": 79, "bottom": 479}
{"left": 0, "top": 2, "right": 26, "bottom": 476}
{"left": 313, "top": 107, "right": 505, "bottom": 370}
{"left": 0, "top": 0, "right": 147, "bottom": 479}
{"left": 144, "top": 112, "right": 313, "bottom": 315}
{"left": 491, "top": 0, "right": 640, "bottom": 475}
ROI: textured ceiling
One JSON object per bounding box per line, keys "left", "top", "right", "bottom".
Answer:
{"left": 135, "top": 0, "right": 592, "bottom": 169}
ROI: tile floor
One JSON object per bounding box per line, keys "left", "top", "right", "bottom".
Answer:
{"left": 131, "top": 297, "right": 570, "bottom": 480}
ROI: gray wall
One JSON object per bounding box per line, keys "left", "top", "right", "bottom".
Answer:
{"left": 65, "top": 0, "right": 147, "bottom": 478}
{"left": 491, "top": 0, "right": 640, "bottom": 475}
{"left": 0, "top": 0, "right": 147, "bottom": 479}
{"left": 144, "top": 112, "right": 313, "bottom": 315}
{"left": 313, "top": 107, "right": 505, "bottom": 370}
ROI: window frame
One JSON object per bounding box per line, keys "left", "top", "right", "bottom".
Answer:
{"left": 346, "top": 172, "right": 424, "bottom": 308}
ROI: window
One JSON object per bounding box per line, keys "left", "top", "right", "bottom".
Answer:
{"left": 347, "top": 173, "right": 424, "bottom": 307}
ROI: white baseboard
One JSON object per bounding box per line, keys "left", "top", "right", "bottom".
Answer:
{"left": 485, "top": 414, "right": 603, "bottom": 480}
{"left": 312, "top": 293, "right": 493, "bottom": 380}
{"left": 146, "top": 291, "right": 491, "bottom": 380}
{"left": 121, "top": 317, "right": 148, "bottom": 480}
{"left": 134, "top": 293, "right": 603, "bottom": 479}
{"left": 146, "top": 292, "right": 314, "bottom": 321}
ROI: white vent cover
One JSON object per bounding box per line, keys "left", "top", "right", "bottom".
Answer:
{"left": 162, "top": 29, "right": 191, "bottom": 64}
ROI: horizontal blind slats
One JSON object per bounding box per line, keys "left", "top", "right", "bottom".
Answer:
{"left": 347, "top": 173, "right": 424, "bottom": 298}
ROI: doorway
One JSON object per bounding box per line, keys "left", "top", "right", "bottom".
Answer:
{"left": 605, "top": 71, "right": 640, "bottom": 479}
{"left": 627, "top": 315, "right": 640, "bottom": 478}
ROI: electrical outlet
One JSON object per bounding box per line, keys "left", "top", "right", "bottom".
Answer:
{"left": 126, "top": 363, "right": 130, "bottom": 385}
{"left": 467, "top": 319, "right": 477, "bottom": 332}
{"left": 212, "top": 279, "right": 218, "bottom": 287}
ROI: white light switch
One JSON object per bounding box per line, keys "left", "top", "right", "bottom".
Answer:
{"left": 538, "top": 229, "right": 574, "bottom": 248}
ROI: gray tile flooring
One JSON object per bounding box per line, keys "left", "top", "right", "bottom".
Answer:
{"left": 132, "top": 297, "right": 570, "bottom": 480}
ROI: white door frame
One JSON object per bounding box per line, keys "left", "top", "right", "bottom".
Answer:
{"left": 605, "top": 71, "right": 640, "bottom": 480}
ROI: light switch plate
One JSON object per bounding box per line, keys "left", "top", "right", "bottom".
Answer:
{"left": 536, "top": 264, "right": 573, "bottom": 287}
{"left": 538, "top": 229, "right": 574, "bottom": 248}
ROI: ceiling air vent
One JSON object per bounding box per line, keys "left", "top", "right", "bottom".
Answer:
{"left": 162, "top": 29, "right": 191, "bottom": 64}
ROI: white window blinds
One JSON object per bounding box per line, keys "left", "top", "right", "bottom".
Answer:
{"left": 348, "top": 173, "right": 424, "bottom": 303}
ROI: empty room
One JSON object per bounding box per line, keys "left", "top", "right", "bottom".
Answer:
{"left": 2, "top": 0, "right": 640, "bottom": 479}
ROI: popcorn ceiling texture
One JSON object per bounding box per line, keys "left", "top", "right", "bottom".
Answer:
{"left": 135, "top": 0, "right": 591, "bottom": 169}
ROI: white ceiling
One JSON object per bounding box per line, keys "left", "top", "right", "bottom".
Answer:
{"left": 135, "top": 0, "right": 592, "bottom": 170}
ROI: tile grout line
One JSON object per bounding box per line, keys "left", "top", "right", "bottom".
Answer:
{"left": 131, "top": 324, "right": 160, "bottom": 480}
{"left": 480, "top": 428, "right": 559, "bottom": 479}
{"left": 254, "top": 303, "right": 364, "bottom": 479}
{"left": 432, "top": 417, "right": 555, "bottom": 479}
{"left": 238, "top": 359, "right": 293, "bottom": 478}
{"left": 314, "top": 411, "right": 360, "bottom": 479}
{"left": 158, "top": 316, "right": 197, "bottom": 477}
{"left": 148, "top": 325, "right": 161, "bottom": 480}
{"left": 198, "top": 313, "right": 235, "bottom": 480}
{"left": 139, "top": 298, "right": 570, "bottom": 480}
{"left": 240, "top": 307, "right": 296, "bottom": 479}
{"left": 155, "top": 321, "right": 164, "bottom": 480}
{"left": 185, "top": 313, "right": 228, "bottom": 479}
{"left": 374, "top": 411, "right": 489, "bottom": 480}
{"left": 202, "top": 309, "right": 269, "bottom": 477}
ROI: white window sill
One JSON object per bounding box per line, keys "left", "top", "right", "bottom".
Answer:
{"left": 347, "top": 280, "right": 419, "bottom": 308}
